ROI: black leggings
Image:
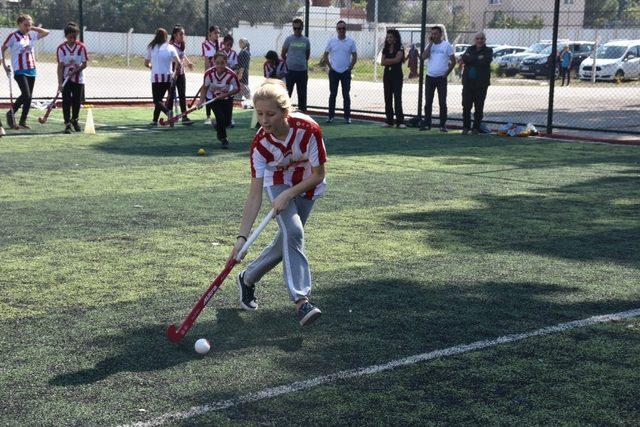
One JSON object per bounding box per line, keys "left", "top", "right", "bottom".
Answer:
{"left": 151, "top": 82, "right": 171, "bottom": 122}
{"left": 165, "top": 74, "right": 187, "bottom": 114}
{"left": 62, "top": 81, "right": 84, "bottom": 123}
{"left": 12, "top": 74, "right": 36, "bottom": 124}
{"left": 212, "top": 98, "right": 233, "bottom": 140}
{"left": 383, "top": 72, "right": 404, "bottom": 125}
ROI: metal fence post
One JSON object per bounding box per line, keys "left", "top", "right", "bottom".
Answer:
{"left": 546, "top": 0, "right": 561, "bottom": 135}
{"left": 416, "top": 0, "right": 427, "bottom": 120}
{"left": 305, "top": 0, "right": 310, "bottom": 38}
{"left": 78, "top": 0, "right": 84, "bottom": 42}
{"left": 205, "top": 0, "right": 209, "bottom": 34}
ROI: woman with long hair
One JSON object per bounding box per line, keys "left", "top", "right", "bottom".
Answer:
{"left": 381, "top": 29, "right": 405, "bottom": 128}
{"left": 1, "top": 14, "right": 50, "bottom": 129}
{"left": 144, "top": 28, "right": 180, "bottom": 126}
{"left": 169, "top": 24, "right": 195, "bottom": 125}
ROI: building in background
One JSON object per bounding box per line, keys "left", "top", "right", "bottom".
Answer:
{"left": 451, "top": 0, "right": 585, "bottom": 29}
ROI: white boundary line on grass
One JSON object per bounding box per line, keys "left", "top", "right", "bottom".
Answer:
{"left": 123, "top": 308, "right": 640, "bottom": 427}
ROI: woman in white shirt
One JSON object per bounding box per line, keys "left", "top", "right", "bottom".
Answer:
{"left": 144, "top": 28, "right": 180, "bottom": 126}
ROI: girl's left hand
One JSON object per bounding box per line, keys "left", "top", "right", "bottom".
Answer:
{"left": 187, "top": 62, "right": 194, "bottom": 71}
{"left": 272, "top": 190, "right": 292, "bottom": 215}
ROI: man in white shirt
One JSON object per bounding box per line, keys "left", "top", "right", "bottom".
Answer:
{"left": 322, "top": 20, "right": 357, "bottom": 124}
{"left": 420, "top": 26, "right": 455, "bottom": 132}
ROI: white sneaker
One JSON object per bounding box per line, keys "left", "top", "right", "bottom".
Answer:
{"left": 203, "top": 118, "right": 210, "bottom": 125}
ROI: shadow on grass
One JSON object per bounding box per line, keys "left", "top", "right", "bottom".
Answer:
{"left": 388, "top": 174, "right": 640, "bottom": 267}
{"left": 48, "top": 271, "right": 639, "bottom": 387}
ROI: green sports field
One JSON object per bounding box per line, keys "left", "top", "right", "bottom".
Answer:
{"left": 1, "top": 108, "right": 639, "bottom": 425}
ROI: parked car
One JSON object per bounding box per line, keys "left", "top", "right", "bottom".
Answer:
{"left": 454, "top": 43, "right": 470, "bottom": 61}
{"left": 497, "top": 41, "right": 553, "bottom": 76}
{"left": 520, "top": 41, "right": 594, "bottom": 79}
{"left": 579, "top": 39, "right": 640, "bottom": 81}
{"left": 492, "top": 45, "right": 527, "bottom": 64}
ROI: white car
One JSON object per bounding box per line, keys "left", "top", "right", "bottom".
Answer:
{"left": 492, "top": 45, "right": 528, "bottom": 64}
{"left": 580, "top": 39, "right": 640, "bottom": 81}
{"left": 454, "top": 44, "right": 470, "bottom": 61}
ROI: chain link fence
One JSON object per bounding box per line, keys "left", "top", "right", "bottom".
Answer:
{"left": 1, "top": 0, "right": 639, "bottom": 136}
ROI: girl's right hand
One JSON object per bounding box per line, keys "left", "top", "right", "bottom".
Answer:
{"left": 4, "top": 64, "right": 11, "bottom": 75}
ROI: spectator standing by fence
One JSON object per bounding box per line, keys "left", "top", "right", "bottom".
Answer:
{"left": 323, "top": 20, "right": 357, "bottom": 124}
{"left": 461, "top": 32, "right": 493, "bottom": 135}
{"left": 420, "top": 26, "right": 454, "bottom": 132}
{"left": 237, "top": 38, "right": 251, "bottom": 106}
{"left": 407, "top": 43, "right": 419, "bottom": 79}
{"left": 559, "top": 45, "right": 573, "bottom": 86}
{"left": 282, "top": 18, "right": 310, "bottom": 112}
{"left": 381, "top": 29, "right": 405, "bottom": 128}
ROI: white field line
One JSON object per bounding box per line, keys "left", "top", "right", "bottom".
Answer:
{"left": 123, "top": 308, "right": 640, "bottom": 427}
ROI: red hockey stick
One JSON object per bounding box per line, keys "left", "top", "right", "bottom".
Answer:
{"left": 166, "top": 209, "right": 275, "bottom": 343}
{"left": 159, "top": 96, "right": 216, "bottom": 126}
{"left": 188, "top": 86, "right": 202, "bottom": 108}
{"left": 38, "top": 76, "right": 69, "bottom": 124}
{"left": 6, "top": 70, "right": 19, "bottom": 130}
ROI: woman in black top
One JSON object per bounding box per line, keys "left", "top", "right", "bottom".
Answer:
{"left": 381, "top": 29, "right": 405, "bottom": 128}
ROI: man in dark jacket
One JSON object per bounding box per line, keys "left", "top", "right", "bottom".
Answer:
{"left": 461, "top": 33, "right": 493, "bottom": 134}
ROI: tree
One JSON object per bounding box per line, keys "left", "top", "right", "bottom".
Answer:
{"left": 366, "top": 0, "right": 403, "bottom": 23}
{"left": 488, "top": 11, "right": 545, "bottom": 29}
{"left": 584, "top": 0, "right": 620, "bottom": 27}
{"left": 622, "top": 0, "right": 640, "bottom": 23}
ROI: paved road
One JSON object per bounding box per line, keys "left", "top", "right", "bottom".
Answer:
{"left": 2, "top": 63, "right": 638, "bottom": 133}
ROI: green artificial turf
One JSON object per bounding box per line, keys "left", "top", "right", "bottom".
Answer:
{"left": 0, "top": 108, "right": 639, "bottom": 425}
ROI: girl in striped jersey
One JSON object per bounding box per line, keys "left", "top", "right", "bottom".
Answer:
{"left": 221, "top": 34, "right": 238, "bottom": 128}
{"left": 1, "top": 14, "right": 49, "bottom": 129}
{"left": 199, "top": 51, "right": 239, "bottom": 148}
{"left": 264, "top": 50, "right": 288, "bottom": 83}
{"left": 56, "top": 22, "right": 88, "bottom": 134}
{"left": 201, "top": 26, "right": 220, "bottom": 124}
{"left": 201, "top": 25, "right": 220, "bottom": 70}
{"left": 169, "top": 25, "right": 195, "bottom": 125}
{"left": 232, "top": 79, "right": 327, "bottom": 327}
{"left": 221, "top": 34, "right": 238, "bottom": 70}
{"left": 144, "top": 28, "right": 180, "bottom": 126}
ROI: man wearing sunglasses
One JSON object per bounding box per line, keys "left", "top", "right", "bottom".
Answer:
{"left": 460, "top": 32, "right": 493, "bottom": 135}
{"left": 322, "top": 20, "right": 357, "bottom": 124}
{"left": 281, "top": 18, "right": 310, "bottom": 112}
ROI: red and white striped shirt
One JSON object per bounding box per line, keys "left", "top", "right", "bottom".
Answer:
{"left": 221, "top": 48, "right": 238, "bottom": 69}
{"left": 170, "top": 41, "right": 186, "bottom": 76}
{"left": 144, "top": 43, "right": 179, "bottom": 83}
{"left": 263, "top": 59, "right": 288, "bottom": 80}
{"left": 203, "top": 67, "right": 239, "bottom": 100}
{"left": 56, "top": 41, "right": 88, "bottom": 84}
{"left": 2, "top": 30, "right": 38, "bottom": 72}
{"left": 201, "top": 39, "right": 218, "bottom": 68}
{"left": 250, "top": 113, "right": 327, "bottom": 200}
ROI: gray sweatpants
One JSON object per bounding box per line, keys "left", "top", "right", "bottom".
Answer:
{"left": 244, "top": 185, "right": 315, "bottom": 302}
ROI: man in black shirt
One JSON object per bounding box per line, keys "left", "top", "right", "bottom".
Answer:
{"left": 461, "top": 32, "right": 493, "bottom": 134}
